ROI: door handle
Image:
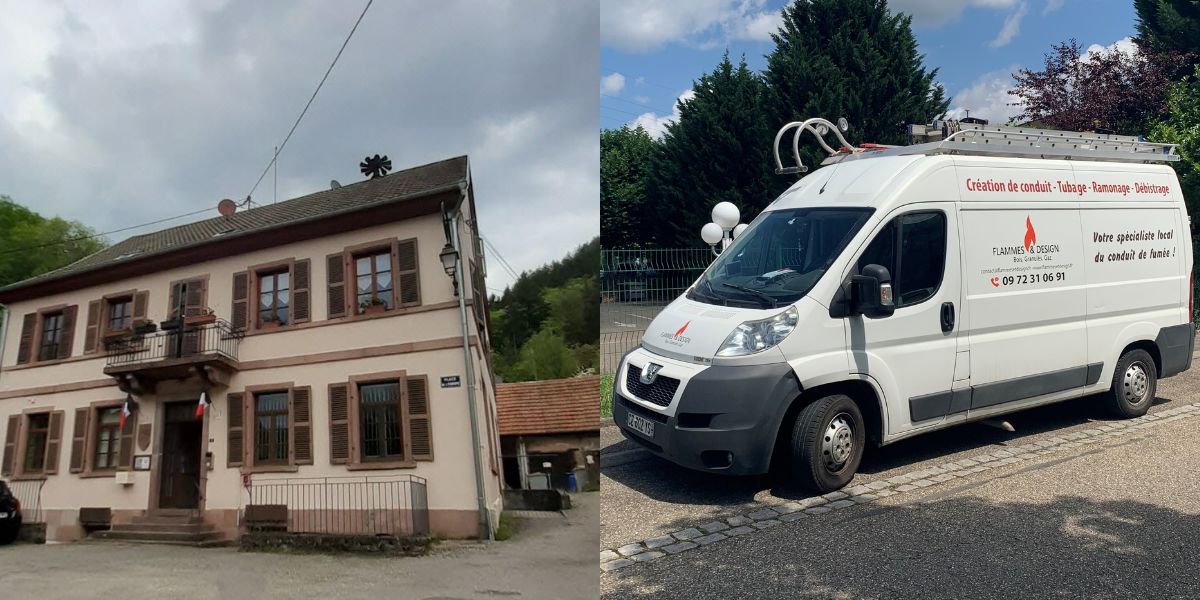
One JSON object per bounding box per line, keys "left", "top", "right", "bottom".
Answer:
{"left": 940, "top": 302, "right": 955, "bottom": 332}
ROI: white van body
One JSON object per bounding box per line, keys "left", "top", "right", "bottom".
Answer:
{"left": 614, "top": 132, "right": 1194, "bottom": 484}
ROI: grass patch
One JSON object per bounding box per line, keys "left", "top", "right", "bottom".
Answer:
{"left": 494, "top": 512, "right": 517, "bottom": 542}
{"left": 600, "top": 374, "right": 614, "bottom": 418}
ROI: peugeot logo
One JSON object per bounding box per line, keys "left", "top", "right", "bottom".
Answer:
{"left": 640, "top": 363, "right": 663, "bottom": 385}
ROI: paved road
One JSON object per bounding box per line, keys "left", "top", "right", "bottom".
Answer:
{"left": 0, "top": 492, "right": 598, "bottom": 600}
{"left": 601, "top": 363, "right": 1200, "bottom": 599}
{"left": 601, "top": 302, "right": 667, "bottom": 334}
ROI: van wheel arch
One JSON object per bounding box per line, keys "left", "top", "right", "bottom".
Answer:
{"left": 1120, "top": 340, "right": 1161, "bottom": 377}
{"left": 772, "top": 379, "right": 884, "bottom": 470}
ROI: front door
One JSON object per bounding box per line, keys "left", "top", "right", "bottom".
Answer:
{"left": 159, "top": 401, "right": 202, "bottom": 509}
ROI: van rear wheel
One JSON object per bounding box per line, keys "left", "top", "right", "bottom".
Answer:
{"left": 1106, "top": 349, "right": 1157, "bottom": 418}
{"left": 789, "top": 394, "right": 865, "bottom": 493}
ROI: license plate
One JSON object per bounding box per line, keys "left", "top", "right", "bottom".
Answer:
{"left": 626, "top": 412, "right": 656, "bottom": 438}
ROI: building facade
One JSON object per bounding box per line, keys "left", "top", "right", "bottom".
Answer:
{"left": 497, "top": 376, "right": 600, "bottom": 491}
{"left": 0, "top": 156, "right": 503, "bottom": 542}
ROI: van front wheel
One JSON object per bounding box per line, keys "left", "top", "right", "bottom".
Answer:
{"left": 789, "top": 394, "right": 865, "bottom": 493}
{"left": 1106, "top": 349, "right": 1157, "bottom": 418}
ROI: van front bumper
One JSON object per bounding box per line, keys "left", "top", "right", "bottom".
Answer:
{"left": 613, "top": 350, "right": 801, "bottom": 475}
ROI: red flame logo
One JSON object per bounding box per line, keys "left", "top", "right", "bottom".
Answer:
{"left": 674, "top": 321, "right": 692, "bottom": 338}
{"left": 1023, "top": 216, "right": 1036, "bottom": 251}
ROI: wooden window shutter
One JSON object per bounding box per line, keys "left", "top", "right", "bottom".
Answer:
{"left": 1, "top": 415, "right": 18, "bottom": 476}
{"left": 328, "top": 383, "right": 350, "bottom": 464}
{"left": 327, "top": 253, "right": 347, "bottom": 319}
{"left": 133, "top": 290, "right": 149, "bottom": 321}
{"left": 117, "top": 408, "right": 136, "bottom": 470}
{"left": 57, "top": 306, "right": 78, "bottom": 360}
{"left": 396, "top": 239, "right": 421, "bottom": 307}
{"left": 185, "top": 280, "right": 205, "bottom": 316}
{"left": 292, "top": 386, "right": 313, "bottom": 465}
{"left": 169, "top": 282, "right": 182, "bottom": 317}
{"left": 84, "top": 300, "right": 102, "bottom": 354}
{"left": 406, "top": 376, "right": 433, "bottom": 461}
{"left": 292, "top": 259, "right": 311, "bottom": 323}
{"left": 227, "top": 392, "right": 244, "bottom": 468}
{"left": 44, "top": 410, "right": 65, "bottom": 474}
{"left": 69, "top": 407, "right": 89, "bottom": 473}
{"left": 16, "top": 313, "right": 36, "bottom": 364}
{"left": 231, "top": 271, "right": 249, "bottom": 330}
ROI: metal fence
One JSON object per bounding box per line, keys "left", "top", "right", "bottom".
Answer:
{"left": 106, "top": 319, "right": 243, "bottom": 367}
{"left": 6, "top": 479, "right": 44, "bottom": 523}
{"left": 243, "top": 475, "right": 429, "bottom": 536}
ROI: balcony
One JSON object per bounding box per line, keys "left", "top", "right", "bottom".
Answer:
{"left": 103, "top": 318, "right": 243, "bottom": 386}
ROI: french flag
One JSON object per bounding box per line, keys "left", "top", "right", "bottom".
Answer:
{"left": 119, "top": 394, "right": 134, "bottom": 429}
{"left": 195, "top": 391, "right": 210, "bottom": 420}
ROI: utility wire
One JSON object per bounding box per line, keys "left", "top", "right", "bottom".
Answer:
{"left": 0, "top": 206, "right": 216, "bottom": 257}
{"left": 480, "top": 236, "right": 520, "bottom": 281}
{"left": 244, "top": 0, "right": 373, "bottom": 201}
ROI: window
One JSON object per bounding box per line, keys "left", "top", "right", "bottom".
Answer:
{"left": 107, "top": 297, "right": 133, "bottom": 332}
{"left": 355, "top": 251, "right": 394, "bottom": 312}
{"left": 38, "top": 312, "right": 65, "bottom": 362}
{"left": 359, "top": 382, "right": 403, "bottom": 460}
{"left": 254, "top": 392, "right": 289, "bottom": 465}
{"left": 93, "top": 408, "right": 121, "bottom": 470}
{"left": 23, "top": 413, "right": 50, "bottom": 473}
{"left": 857, "top": 211, "right": 947, "bottom": 308}
{"left": 258, "top": 270, "right": 290, "bottom": 326}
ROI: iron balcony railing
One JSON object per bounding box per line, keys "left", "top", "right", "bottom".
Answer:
{"left": 242, "top": 475, "right": 429, "bottom": 536}
{"left": 105, "top": 319, "right": 243, "bottom": 367}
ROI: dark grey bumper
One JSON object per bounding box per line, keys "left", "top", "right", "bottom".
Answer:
{"left": 1157, "top": 323, "right": 1195, "bottom": 378}
{"left": 613, "top": 361, "right": 801, "bottom": 475}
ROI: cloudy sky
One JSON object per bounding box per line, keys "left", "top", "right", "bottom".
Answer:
{"left": 601, "top": 0, "right": 1137, "bottom": 136}
{"left": 0, "top": 0, "right": 598, "bottom": 294}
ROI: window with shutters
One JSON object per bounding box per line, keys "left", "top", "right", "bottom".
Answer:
{"left": 38, "top": 311, "right": 65, "bottom": 361}
{"left": 359, "top": 382, "right": 403, "bottom": 460}
{"left": 258, "top": 270, "right": 291, "bottom": 326}
{"left": 237, "top": 385, "right": 312, "bottom": 472}
{"left": 330, "top": 237, "right": 420, "bottom": 319}
{"left": 335, "top": 372, "right": 432, "bottom": 469}
{"left": 354, "top": 251, "right": 394, "bottom": 312}
{"left": 93, "top": 407, "right": 121, "bottom": 471}
{"left": 106, "top": 297, "right": 133, "bottom": 332}
{"left": 23, "top": 413, "right": 50, "bottom": 473}
{"left": 254, "top": 391, "right": 289, "bottom": 465}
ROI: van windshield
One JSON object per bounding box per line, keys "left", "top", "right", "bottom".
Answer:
{"left": 689, "top": 207, "right": 874, "bottom": 308}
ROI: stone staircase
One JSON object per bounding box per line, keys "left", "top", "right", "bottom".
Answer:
{"left": 90, "top": 510, "right": 228, "bottom": 547}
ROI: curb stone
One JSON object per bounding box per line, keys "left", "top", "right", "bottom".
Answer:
{"left": 600, "top": 401, "right": 1200, "bottom": 573}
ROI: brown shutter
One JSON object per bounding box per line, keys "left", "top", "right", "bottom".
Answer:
{"left": 396, "top": 239, "right": 421, "bottom": 307}
{"left": 44, "top": 410, "right": 64, "bottom": 474}
{"left": 16, "top": 313, "right": 36, "bottom": 364}
{"left": 185, "top": 279, "right": 205, "bottom": 316}
{"left": 169, "top": 282, "right": 182, "bottom": 317}
{"left": 231, "top": 271, "right": 249, "bottom": 330}
{"left": 133, "top": 290, "right": 149, "bottom": 321}
{"left": 84, "top": 300, "right": 101, "bottom": 354}
{"left": 57, "top": 305, "right": 77, "bottom": 360}
{"left": 328, "top": 383, "right": 350, "bottom": 464}
{"left": 1, "top": 415, "right": 18, "bottom": 476}
{"left": 117, "top": 408, "right": 135, "bottom": 470}
{"left": 227, "top": 392, "right": 244, "bottom": 468}
{"left": 70, "top": 407, "right": 89, "bottom": 473}
{"left": 292, "top": 259, "right": 311, "bottom": 324}
{"left": 292, "top": 386, "right": 312, "bottom": 465}
{"left": 327, "top": 253, "right": 347, "bottom": 319}
{"left": 406, "top": 376, "right": 433, "bottom": 461}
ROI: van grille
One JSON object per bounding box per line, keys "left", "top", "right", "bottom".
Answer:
{"left": 625, "top": 364, "right": 680, "bottom": 408}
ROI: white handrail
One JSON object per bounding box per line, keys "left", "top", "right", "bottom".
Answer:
{"left": 773, "top": 118, "right": 856, "bottom": 174}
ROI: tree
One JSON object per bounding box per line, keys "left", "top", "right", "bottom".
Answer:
{"left": 1010, "top": 39, "right": 1176, "bottom": 135}
{"left": 507, "top": 328, "right": 579, "bottom": 381}
{"left": 601, "top": 126, "right": 658, "bottom": 248}
{"left": 648, "top": 53, "right": 783, "bottom": 248}
{"left": 1135, "top": 0, "right": 1200, "bottom": 58}
{"left": 0, "top": 196, "right": 107, "bottom": 287}
{"left": 1150, "top": 65, "right": 1200, "bottom": 249}
{"left": 764, "top": 0, "right": 949, "bottom": 175}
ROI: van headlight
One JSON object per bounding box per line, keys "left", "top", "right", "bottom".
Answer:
{"left": 716, "top": 306, "right": 799, "bottom": 357}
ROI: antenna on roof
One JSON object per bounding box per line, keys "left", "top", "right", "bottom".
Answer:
{"left": 218, "top": 198, "right": 237, "bottom": 217}
{"left": 330, "top": 180, "right": 342, "bottom": 189}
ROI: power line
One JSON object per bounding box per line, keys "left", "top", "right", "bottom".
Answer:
{"left": 0, "top": 206, "right": 216, "bottom": 257}
{"left": 601, "top": 92, "right": 674, "bottom": 115}
{"left": 244, "top": 0, "right": 373, "bottom": 202}
{"left": 480, "top": 236, "right": 520, "bottom": 281}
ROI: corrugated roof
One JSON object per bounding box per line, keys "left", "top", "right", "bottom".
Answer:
{"left": 1, "top": 155, "right": 469, "bottom": 293}
{"left": 496, "top": 375, "right": 600, "bottom": 436}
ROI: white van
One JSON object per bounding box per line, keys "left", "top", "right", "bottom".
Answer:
{"left": 614, "top": 118, "right": 1195, "bottom": 492}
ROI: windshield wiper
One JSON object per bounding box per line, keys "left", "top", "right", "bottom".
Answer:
{"left": 722, "top": 283, "right": 777, "bottom": 308}
{"left": 691, "top": 278, "right": 728, "bottom": 305}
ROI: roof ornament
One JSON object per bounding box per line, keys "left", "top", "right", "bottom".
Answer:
{"left": 360, "top": 154, "right": 392, "bottom": 179}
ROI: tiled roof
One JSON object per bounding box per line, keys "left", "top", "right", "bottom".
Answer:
{"left": 496, "top": 375, "right": 600, "bottom": 436}
{"left": 1, "top": 155, "right": 469, "bottom": 293}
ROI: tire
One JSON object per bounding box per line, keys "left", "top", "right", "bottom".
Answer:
{"left": 1105, "top": 349, "right": 1157, "bottom": 418}
{"left": 789, "top": 394, "right": 865, "bottom": 493}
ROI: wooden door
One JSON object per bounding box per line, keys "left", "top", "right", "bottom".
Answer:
{"left": 159, "top": 402, "right": 202, "bottom": 509}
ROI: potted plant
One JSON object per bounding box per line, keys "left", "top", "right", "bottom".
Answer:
{"left": 132, "top": 319, "right": 157, "bottom": 336}
{"left": 185, "top": 308, "right": 217, "bottom": 327}
{"left": 259, "top": 312, "right": 282, "bottom": 330}
{"left": 360, "top": 297, "right": 387, "bottom": 315}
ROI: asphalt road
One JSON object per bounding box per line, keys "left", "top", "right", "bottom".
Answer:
{"left": 0, "top": 492, "right": 598, "bottom": 600}
{"left": 601, "top": 362, "right": 1200, "bottom": 599}
{"left": 600, "top": 302, "right": 667, "bottom": 334}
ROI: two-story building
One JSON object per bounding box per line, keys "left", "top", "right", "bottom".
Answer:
{"left": 0, "top": 156, "right": 503, "bottom": 543}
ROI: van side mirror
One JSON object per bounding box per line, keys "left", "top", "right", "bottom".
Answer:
{"left": 850, "top": 264, "right": 895, "bottom": 318}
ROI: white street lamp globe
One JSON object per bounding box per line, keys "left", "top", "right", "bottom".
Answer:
{"left": 732, "top": 223, "right": 748, "bottom": 239}
{"left": 711, "top": 202, "right": 740, "bottom": 230}
{"left": 701, "top": 222, "right": 724, "bottom": 246}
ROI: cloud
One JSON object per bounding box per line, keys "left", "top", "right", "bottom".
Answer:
{"left": 633, "top": 95, "right": 650, "bottom": 104}
{"left": 601, "top": 0, "right": 782, "bottom": 53}
{"left": 989, "top": 1, "right": 1028, "bottom": 48}
{"left": 943, "top": 65, "right": 1023, "bottom": 125}
{"left": 1084, "top": 36, "right": 1137, "bottom": 59}
{"left": 628, "top": 89, "right": 695, "bottom": 138}
{"left": 1042, "top": 0, "right": 1066, "bottom": 15}
{"left": 888, "top": 0, "right": 1019, "bottom": 27}
{"left": 601, "top": 72, "right": 626, "bottom": 95}
{"left": 0, "top": 0, "right": 599, "bottom": 291}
